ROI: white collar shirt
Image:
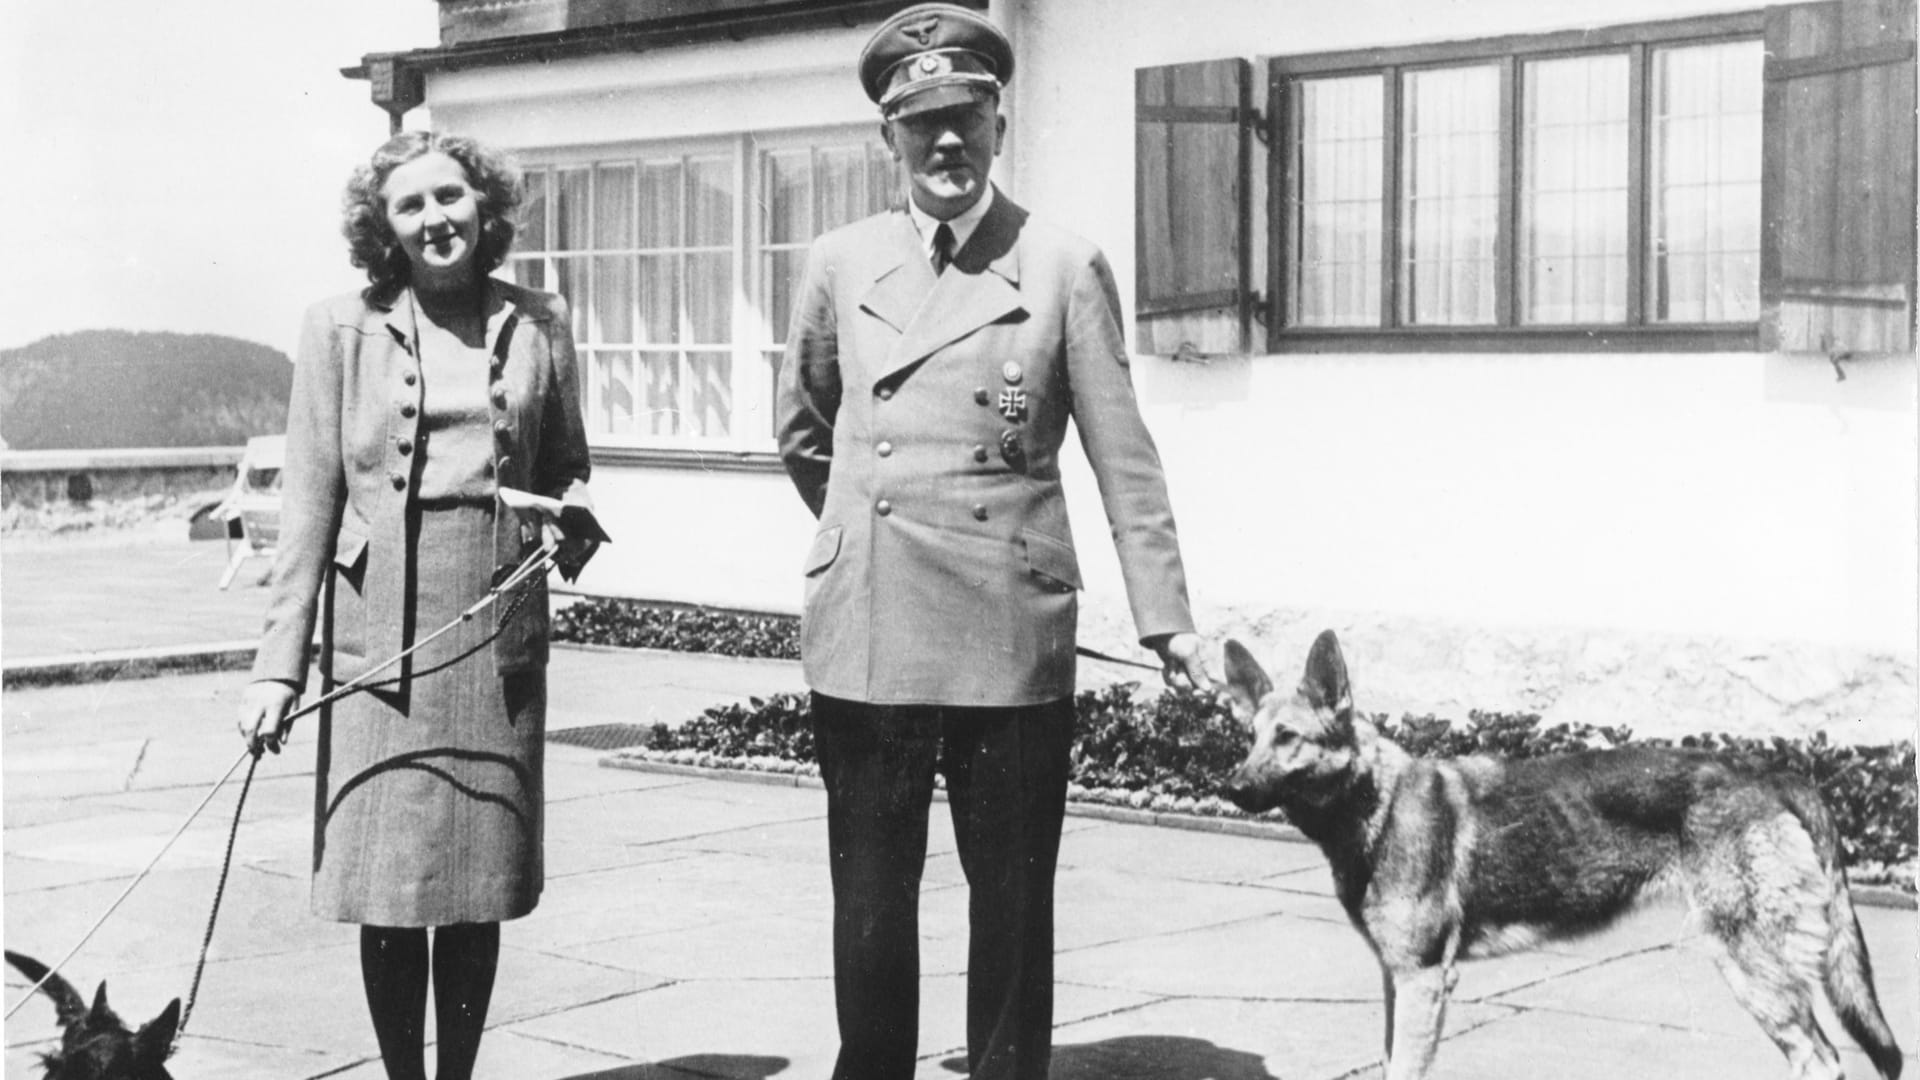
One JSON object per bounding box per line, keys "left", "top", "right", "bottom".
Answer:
{"left": 907, "top": 183, "right": 995, "bottom": 267}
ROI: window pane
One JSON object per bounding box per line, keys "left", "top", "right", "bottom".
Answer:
{"left": 555, "top": 169, "right": 590, "bottom": 252}
{"left": 763, "top": 149, "right": 811, "bottom": 245}
{"left": 553, "top": 256, "right": 586, "bottom": 340}
{"left": 818, "top": 147, "right": 869, "bottom": 233}
{"left": 687, "top": 156, "right": 734, "bottom": 247}
{"left": 687, "top": 251, "right": 732, "bottom": 344}
{"left": 510, "top": 258, "right": 545, "bottom": 291}
{"left": 868, "top": 146, "right": 899, "bottom": 213}
{"left": 1401, "top": 65, "right": 1499, "bottom": 326}
{"left": 639, "top": 162, "right": 682, "bottom": 249}
{"left": 588, "top": 351, "right": 635, "bottom": 435}
{"left": 590, "top": 255, "right": 634, "bottom": 343}
{"left": 762, "top": 249, "right": 804, "bottom": 344}
{"left": 637, "top": 254, "right": 677, "bottom": 345}
{"left": 1649, "top": 40, "right": 1763, "bottom": 322}
{"left": 594, "top": 164, "right": 635, "bottom": 250}
{"left": 520, "top": 170, "right": 548, "bottom": 253}
{"left": 687, "top": 353, "right": 734, "bottom": 437}
{"left": 639, "top": 352, "right": 680, "bottom": 435}
{"left": 1521, "top": 53, "right": 1628, "bottom": 324}
{"left": 1290, "top": 74, "right": 1383, "bottom": 327}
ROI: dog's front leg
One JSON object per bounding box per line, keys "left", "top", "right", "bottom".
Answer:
{"left": 1379, "top": 965, "right": 1396, "bottom": 1062}
{"left": 1384, "top": 962, "right": 1455, "bottom": 1080}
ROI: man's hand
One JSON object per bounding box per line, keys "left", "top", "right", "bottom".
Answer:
{"left": 237, "top": 680, "right": 299, "bottom": 756}
{"left": 1147, "top": 632, "right": 1216, "bottom": 692}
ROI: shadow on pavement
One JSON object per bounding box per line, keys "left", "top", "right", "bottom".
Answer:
{"left": 938, "top": 1035, "right": 1280, "bottom": 1080}
{"left": 561, "top": 1054, "right": 790, "bottom": 1080}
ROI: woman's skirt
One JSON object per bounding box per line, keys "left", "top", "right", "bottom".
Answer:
{"left": 311, "top": 500, "right": 544, "bottom": 926}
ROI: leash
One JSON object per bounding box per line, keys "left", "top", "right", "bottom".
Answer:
{"left": 4, "top": 544, "right": 558, "bottom": 1033}
{"left": 1074, "top": 644, "right": 1165, "bottom": 673}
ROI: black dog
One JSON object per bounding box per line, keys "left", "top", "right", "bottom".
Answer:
{"left": 5, "top": 950, "right": 179, "bottom": 1079}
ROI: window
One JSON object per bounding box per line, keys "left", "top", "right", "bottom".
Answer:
{"left": 1271, "top": 23, "right": 1767, "bottom": 347}
{"left": 1138, "top": 5, "right": 1916, "bottom": 357}
{"left": 510, "top": 129, "right": 897, "bottom": 451}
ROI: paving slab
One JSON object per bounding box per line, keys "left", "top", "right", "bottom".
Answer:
{"left": 4, "top": 620, "right": 1914, "bottom": 1079}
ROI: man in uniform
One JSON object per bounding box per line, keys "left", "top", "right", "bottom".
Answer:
{"left": 775, "top": 5, "right": 1213, "bottom": 1079}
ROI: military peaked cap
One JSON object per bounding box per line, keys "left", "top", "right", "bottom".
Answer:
{"left": 859, "top": 3, "right": 1013, "bottom": 118}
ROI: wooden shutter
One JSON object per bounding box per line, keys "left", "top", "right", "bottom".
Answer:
{"left": 1761, "top": 0, "right": 1917, "bottom": 354}
{"left": 1135, "top": 58, "right": 1255, "bottom": 357}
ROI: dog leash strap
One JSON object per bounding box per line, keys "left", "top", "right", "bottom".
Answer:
{"left": 1074, "top": 644, "right": 1164, "bottom": 673}
{"left": 174, "top": 752, "right": 259, "bottom": 1048}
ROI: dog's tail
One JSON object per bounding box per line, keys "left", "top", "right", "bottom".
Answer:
{"left": 1779, "top": 783, "right": 1905, "bottom": 1080}
{"left": 4, "top": 949, "right": 88, "bottom": 1029}
{"left": 1820, "top": 868, "right": 1904, "bottom": 1079}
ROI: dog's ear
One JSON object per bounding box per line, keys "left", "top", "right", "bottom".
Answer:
{"left": 1299, "top": 630, "right": 1354, "bottom": 731}
{"left": 1222, "top": 639, "right": 1272, "bottom": 718}
{"left": 134, "top": 997, "right": 182, "bottom": 1067}
{"left": 87, "top": 981, "right": 114, "bottom": 1025}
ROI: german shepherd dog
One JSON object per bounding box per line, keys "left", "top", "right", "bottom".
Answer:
{"left": 4, "top": 951, "right": 179, "bottom": 1079}
{"left": 1220, "top": 630, "right": 1903, "bottom": 1080}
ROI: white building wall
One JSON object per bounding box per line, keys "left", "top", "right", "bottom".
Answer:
{"left": 424, "top": 1, "right": 1918, "bottom": 740}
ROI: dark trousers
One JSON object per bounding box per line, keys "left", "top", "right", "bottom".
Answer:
{"left": 811, "top": 692, "right": 1075, "bottom": 1080}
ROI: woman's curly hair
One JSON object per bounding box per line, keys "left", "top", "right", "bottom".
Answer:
{"left": 341, "top": 131, "right": 524, "bottom": 304}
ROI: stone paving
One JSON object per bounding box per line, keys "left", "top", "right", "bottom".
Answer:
{"left": 2, "top": 529, "right": 1915, "bottom": 1079}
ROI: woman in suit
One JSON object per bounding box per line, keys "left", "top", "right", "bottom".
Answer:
{"left": 236, "top": 131, "right": 592, "bottom": 1080}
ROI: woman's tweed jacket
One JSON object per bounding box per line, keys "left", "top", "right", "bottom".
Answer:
{"left": 252, "top": 280, "right": 591, "bottom": 690}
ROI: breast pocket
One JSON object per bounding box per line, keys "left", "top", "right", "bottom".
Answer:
{"left": 327, "top": 527, "right": 369, "bottom": 659}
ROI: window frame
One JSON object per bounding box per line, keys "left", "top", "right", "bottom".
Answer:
{"left": 507, "top": 123, "right": 894, "bottom": 468}
{"left": 1263, "top": 10, "right": 1767, "bottom": 353}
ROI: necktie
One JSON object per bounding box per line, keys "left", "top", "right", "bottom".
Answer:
{"left": 932, "top": 222, "right": 955, "bottom": 275}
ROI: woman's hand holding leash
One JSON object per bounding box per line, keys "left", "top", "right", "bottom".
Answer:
{"left": 237, "top": 681, "right": 299, "bottom": 756}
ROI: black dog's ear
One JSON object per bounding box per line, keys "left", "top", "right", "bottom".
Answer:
{"left": 134, "top": 997, "right": 182, "bottom": 1067}
{"left": 1299, "top": 630, "right": 1354, "bottom": 731}
{"left": 88, "top": 981, "right": 114, "bottom": 1024}
{"left": 1222, "top": 639, "right": 1272, "bottom": 718}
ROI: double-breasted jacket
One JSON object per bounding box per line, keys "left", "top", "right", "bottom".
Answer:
{"left": 252, "top": 280, "right": 591, "bottom": 692}
{"left": 776, "top": 189, "right": 1194, "bottom": 707}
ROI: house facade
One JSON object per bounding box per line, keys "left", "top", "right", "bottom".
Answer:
{"left": 351, "top": 0, "right": 1918, "bottom": 740}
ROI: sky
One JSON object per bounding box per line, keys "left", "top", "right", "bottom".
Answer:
{"left": 1, "top": 1, "right": 443, "bottom": 359}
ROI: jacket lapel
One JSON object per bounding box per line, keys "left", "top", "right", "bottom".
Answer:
{"left": 872, "top": 190, "right": 1029, "bottom": 385}
{"left": 858, "top": 213, "right": 931, "bottom": 336}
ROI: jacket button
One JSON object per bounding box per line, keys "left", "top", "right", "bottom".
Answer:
{"left": 389, "top": 473, "right": 406, "bottom": 491}
{"left": 877, "top": 386, "right": 894, "bottom": 401}
{"left": 972, "top": 444, "right": 988, "bottom": 463}
{"left": 973, "top": 387, "right": 989, "bottom": 406}
{"left": 876, "top": 441, "right": 893, "bottom": 457}
{"left": 876, "top": 499, "right": 892, "bottom": 516}
{"left": 494, "top": 420, "right": 511, "bottom": 440}
{"left": 403, "top": 370, "right": 417, "bottom": 386}
{"left": 972, "top": 504, "right": 988, "bottom": 521}
{"left": 396, "top": 437, "right": 413, "bottom": 455}
{"left": 497, "top": 455, "right": 512, "bottom": 474}
{"left": 491, "top": 388, "right": 508, "bottom": 408}
{"left": 400, "top": 402, "right": 417, "bottom": 418}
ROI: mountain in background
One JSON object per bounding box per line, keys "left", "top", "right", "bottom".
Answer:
{"left": 0, "top": 330, "right": 292, "bottom": 451}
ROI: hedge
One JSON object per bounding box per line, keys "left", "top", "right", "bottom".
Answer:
{"left": 622, "top": 684, "right": 1917, "bottom": 887}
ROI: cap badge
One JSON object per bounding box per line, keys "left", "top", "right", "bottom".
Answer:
{"left": 904, "top": 16, "right": 940, "bottom": 46}
{"left": 919, "top": 54, "right": 946, "bottom": 74}
{"left": 997, "top": 387, "right": 1028, "bottom": 422}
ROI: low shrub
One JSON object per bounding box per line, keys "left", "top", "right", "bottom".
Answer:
{"left": 553, "top": 597, "right": 799, "bottom": 659}
{"left": 635, "top": 685, "right": 1916, "bottom": 878}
